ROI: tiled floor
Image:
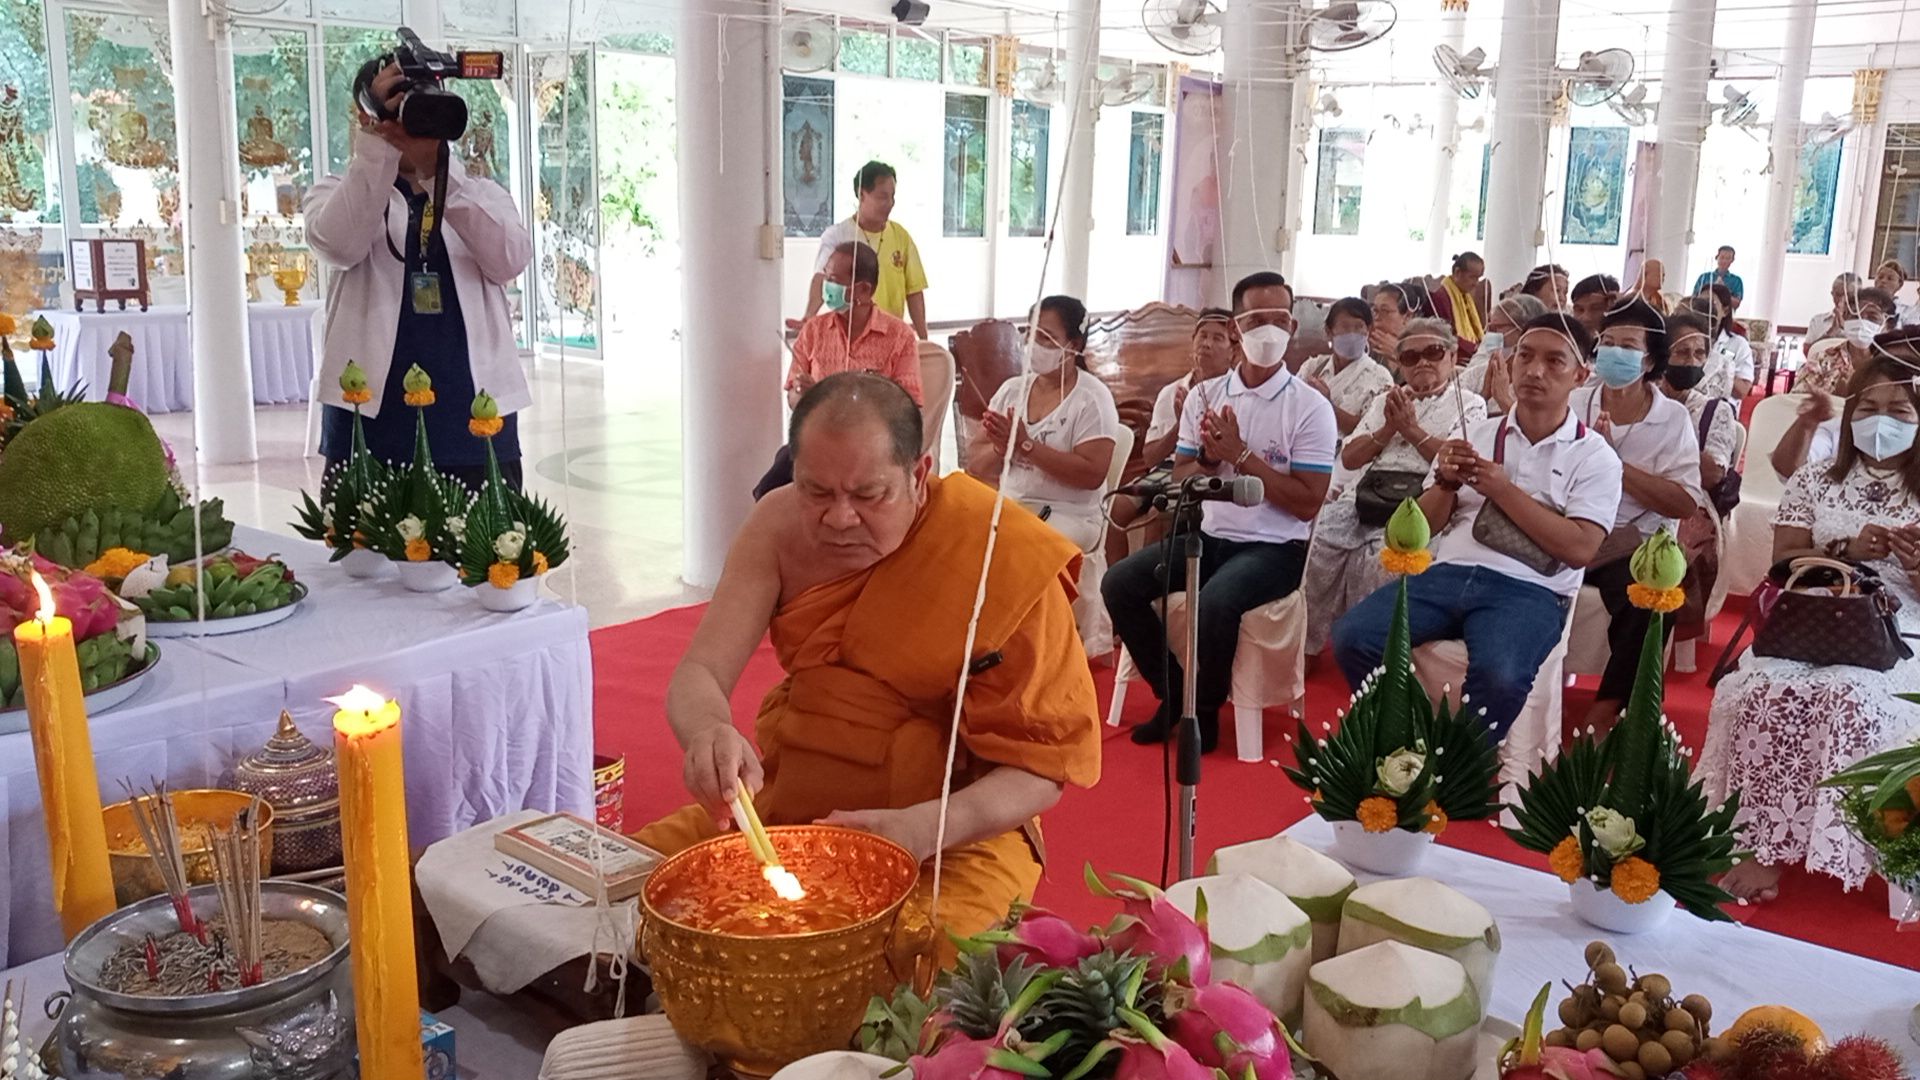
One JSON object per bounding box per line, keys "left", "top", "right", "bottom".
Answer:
{"left": 153, "top": 349, "right": 707, "bottom": 629}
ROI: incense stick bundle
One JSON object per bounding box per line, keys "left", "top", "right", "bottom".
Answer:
{"left": 209, "top": 796, "right": 266, "bottom": 986}
{"left": 121, "top": 780, "right": 205, "bottom": 942}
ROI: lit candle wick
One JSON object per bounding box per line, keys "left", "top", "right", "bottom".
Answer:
{"left": 30, "top": 570, "right": 55, "bottom": 626}
{"left": 764, "top": 865, "right": 807, "bottom": 901}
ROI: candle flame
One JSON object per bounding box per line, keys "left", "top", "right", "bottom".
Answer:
{"left": 764, "top": 865, "right": 807, "bottom": 901}
{"left": 325, "top": 684, "right": 390, "bottom": 713}
{"left": 29, "top": 570, "right": 54, "bottom": 623}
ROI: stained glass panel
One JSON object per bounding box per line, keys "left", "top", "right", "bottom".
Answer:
{"left": 1790, "top": 137, "right": 1843, "bottom": 255}
{"left": 1313, "top": 128, "right": 1364, "bottom": 236}
{"left": 1009, "top": 99, "right": 1049, "bottom": 237}
{"left": 783, "top": 75, "right": 835, "bottom": 236}
{"left": 943, "top": 92, "right": 986, "bottom": 237}
{"left": 1127, "top": 112, "right": 1162, "bottom": 235}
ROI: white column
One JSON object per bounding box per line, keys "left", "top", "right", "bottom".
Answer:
{"left": 1426, "top": 0, "right": 1470, "bottom": 271}
{"left": 402, "top": 0, "right": 446, "bottom": 46}
{"left": 1482, "top": 0, "right": 1560, "bottom": 286}
{"left": 1219, "top": 0, "right": 1297, "bottom": 300}
{"left": 169, "top": 0, "right": 257, "bottom": 464}
{"left": 1753, "top": 0, "right": 1816, "bottom": 325}
{"left": 676, "top": 0, "right": 782, "bottom": 589}
{"left": 1648, "top": 0, "right": 1717, "bottom": 282}
{"left": 1057, "top": 0, "right": 1101, "bottom": 298}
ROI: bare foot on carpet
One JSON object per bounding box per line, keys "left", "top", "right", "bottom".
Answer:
{"left": 1719, "top": 859, "right": 1782, "bottom": 904}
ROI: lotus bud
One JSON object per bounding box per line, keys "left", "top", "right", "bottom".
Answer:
{"left": 340, "top": 360, "right": 370, "bottom": 394}
{"left": 1629, "top": 528, "right": 1685, "bottom": 591}
{"left": 28, "top": 314, "right": 52, "bottom": 343}
{"left": 1583, "top": 807, "right": 1643, "bottom": 858}
{"left": 472, "top": 390, "right": 500, "bottom": 420}
{"left": 1376, "top": 747, "right": 1426, "bottom": 797}
{"left": 403, "top": 364, "right": 433, "bottom": 393}
{"left": 1384, "top": 498, "right": 1430, "bottom": 553}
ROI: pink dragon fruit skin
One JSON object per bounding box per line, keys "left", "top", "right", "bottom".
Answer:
{"left": 0, "top": 561, "right": 120, "bottom": 640}
{"left": 1110, "top": 1032, "right": 1218, "bottom": 1080}
{"left": 1502, "top": 1046, "right": 1619, "bottom": 1080}
{"left": 907, "top": 1035, "right": 1039, "bottom": 1080}
{"left": 1106, "top": 890, "right": 1212, "bottom": 985}
{"left": 996, "top": 908, "right": 1102, "bottom": 970}
{"left": 1168, "top": 983, "right": 1291, "bottom": 1080}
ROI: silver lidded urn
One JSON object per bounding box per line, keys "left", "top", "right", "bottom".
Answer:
{"left": 226, "top": 712, "right": 343, "bottom": 874}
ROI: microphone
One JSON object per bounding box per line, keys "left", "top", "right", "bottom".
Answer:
{"left": 1117, "top": 474, "right": 1265, "bottom": 507}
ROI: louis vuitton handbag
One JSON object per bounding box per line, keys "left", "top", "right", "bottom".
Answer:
{"left": 1709, "top": 556, "right": 1913, "bottom": 684}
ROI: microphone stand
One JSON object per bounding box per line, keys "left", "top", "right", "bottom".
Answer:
{"left": 1159, "top": 486, "right": 1209, "bottom": 881}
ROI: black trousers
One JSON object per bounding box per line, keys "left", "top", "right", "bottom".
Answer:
{"left": 1586, "top": 552, "right": 1675, "bottom": 702}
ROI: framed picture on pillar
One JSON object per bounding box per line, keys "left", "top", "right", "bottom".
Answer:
{"left": 1561, "top": 126, "right": 1628, "bottom": 246}
{"left": 1791, "top": 138, "right": 1844, "bottom": 255}
{"left": 783, "top": 76, "right": 836, "bottom": 237}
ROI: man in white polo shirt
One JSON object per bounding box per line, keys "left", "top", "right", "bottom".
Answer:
{"left": 1103, "top": 272, "right": 1337, "bottom": 754}
{"left": 1332, "top": 314, "right": 1623, "bottom": 741}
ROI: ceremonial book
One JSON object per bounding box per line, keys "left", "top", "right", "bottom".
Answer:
{"left": 492, "top": 812, "right": 662, "bottom": 901}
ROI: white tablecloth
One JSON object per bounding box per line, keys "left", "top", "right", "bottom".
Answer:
{"left": 0, "top": 526, "right": 594, "bottom": 968}
{"left": 32, "top": 303, "right": 321, "bottom": 414}
{"left": 1283, "top": 816, "right": 1920, "bottom": 1047}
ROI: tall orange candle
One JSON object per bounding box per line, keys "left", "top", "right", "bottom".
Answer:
{"left": 15, "top": 571, "right": 116, "bottom": 940}
{"left": 330, "top": 685, "right": 423, "bottom": 1077}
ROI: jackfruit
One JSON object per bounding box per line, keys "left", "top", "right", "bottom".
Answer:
{"left": 0, "top": 403, "right": 171, "bottom": 543}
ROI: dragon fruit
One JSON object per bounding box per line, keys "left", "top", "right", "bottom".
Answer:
{"left": 907, "top": 969, "right": 1068, "bottom": 1080}
{"left": 1166, "top": 982, "right": 1293, "bottom": 1080}
{"left": 1103, "top": 1012, "right": 1218, "bottom": 1080}
{"left": 968, "top": 906, "right": 1103, "bottom": 971}
{"left": 1501, "top": 985, "right": 1620, "bottom": 1080}
{"left": 0, "top": 556, "right": 121, "bottom": 639}
{"left": 1086, "top": 866, "right": 1212, "bottom": 985}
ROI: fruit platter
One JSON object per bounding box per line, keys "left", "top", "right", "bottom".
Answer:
{"left": 0, "top": 552, "right": 159, "bottom": 733}
{"left": 110, "top": 550, "right": 307, "bottom": 637}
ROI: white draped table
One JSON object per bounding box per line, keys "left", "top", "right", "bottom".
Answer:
{"left": 31, "top": 303, "right": 321, "bottom": 413}
{"left": 0, "top": 526, "right": 594, "bottom": 969}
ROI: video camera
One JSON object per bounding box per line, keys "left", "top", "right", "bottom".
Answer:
{"left": 356, "top": 27, "right": 504, "bottom": 142}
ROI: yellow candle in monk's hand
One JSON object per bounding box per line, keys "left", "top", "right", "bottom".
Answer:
{"left": 15, "top": 571, "right": 116, "bottom": 940}
{"left": 330, "top": 685, "right": 423, "bottom": 1078}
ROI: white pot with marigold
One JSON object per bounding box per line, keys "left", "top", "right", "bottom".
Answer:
{"left": 459, "top": 391, "right": 569, "bottom": 613}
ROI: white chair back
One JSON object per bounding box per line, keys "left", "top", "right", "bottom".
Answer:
{"left": 1742, "top": 393, "right": 1809, "bottom": 502}
{"left": 1103, "top": 425, "right": 1135, "bottom": 494}
{"left": 918, "top": 340, "right": 955, "bottom": 456}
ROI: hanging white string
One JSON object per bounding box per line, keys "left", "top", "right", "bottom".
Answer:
{"left": 554, "top": 0, "right": 584, "bottom": 610}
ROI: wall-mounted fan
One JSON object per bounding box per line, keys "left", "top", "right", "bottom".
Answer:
{"left": 1564, "top": 48, "right": 1635, "bottom": 107}
{"left": 1433, "top": 45, "right": 1491, "bottom": 100}
{"left": 1304, "top": 0, "right": 1396, "bottom": 53}
{"left": 1017, "top": 59, "right": 1063, "bottom": 104}
{"left": 1100, "top": 69, "right": 1158, "bottom": 107}
{"left": 1609, "top": 83, "right": 1655, "bottom": 126}
{"left": 1717, "top": 85, "right": 1759, "bottom": 128}
{"left": 1143, "top": 0, "right": 1224, "bottom": 57}
{"left": 780, "top": 16, "right": 839, "bottom": 74}
{"left": 1315, "top": 90, "right": 1342, "bottom": 118}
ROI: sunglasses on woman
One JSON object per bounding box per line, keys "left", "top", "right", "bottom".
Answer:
{"left": 1397, "top": 343, "right": 1450, "bottom": 366}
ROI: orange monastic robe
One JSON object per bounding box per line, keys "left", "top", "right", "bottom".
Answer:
{"left": 636, "top": 473, "right": 1102, "bottom": 968}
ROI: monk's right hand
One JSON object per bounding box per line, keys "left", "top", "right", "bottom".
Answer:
{"left": 684, "top": 724, "right": 764, "bottom": 825}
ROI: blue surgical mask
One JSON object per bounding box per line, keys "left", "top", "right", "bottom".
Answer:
{"left": 1479, "top": 331, "right": 1505, "bottom": 355}
{"left": 1594, "top": 345, "right": 1647, "bottom": 389}
{"left": 1331, "top": 331, "right": 1369, "bottom": 360}
{"left": 821, "top": 280, "right": 850, "bottom": 312}
{"left": 1852, "top": 414, "right": 1919, "bottom": 460}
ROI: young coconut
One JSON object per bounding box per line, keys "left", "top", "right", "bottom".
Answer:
{"left": 1303, "top": 940, "right": 1482, "bottom": 1080}
{"left": 1165, "top": 874, "right": 1314, "bottom": 1020}
{"left": 1207, "top": 835, "right": 1356, "bottom": 961}
{"left": 1336, "top": 877, "right": 1500, "bottom": 1015}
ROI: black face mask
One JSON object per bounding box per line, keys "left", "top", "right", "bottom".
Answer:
{"left": 1666, "top": 366, "right": 1706, "bottom": 391}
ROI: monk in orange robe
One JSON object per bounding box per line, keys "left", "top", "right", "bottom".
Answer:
{"left": 635, "top": 371, "right": 1102, "bottom": 971}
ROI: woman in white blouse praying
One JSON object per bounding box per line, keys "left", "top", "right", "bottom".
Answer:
{"left": 1299, "top": 297, "right": 1393, "bottom": 437}
{"left": 1573, "top": 299, "right": 1704, "bottom": 731}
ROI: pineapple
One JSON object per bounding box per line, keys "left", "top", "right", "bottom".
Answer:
{"left": 935, "top": 951, "right": 1042, "bottom": 1038}
{"left": 1035, "top": 953, "right": 1161, "bottom": 1071}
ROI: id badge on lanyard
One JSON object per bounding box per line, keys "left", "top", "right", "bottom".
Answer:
{"left": 410, "top": 196, "right": 443, "bottom": 315}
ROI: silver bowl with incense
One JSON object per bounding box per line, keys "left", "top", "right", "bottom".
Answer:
{"left": 49, "top": 881, "right": 355, "bottom": 1080}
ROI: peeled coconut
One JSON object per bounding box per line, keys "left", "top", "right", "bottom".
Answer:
{"left": 1208, "top": 835, "right": 1356, "bottom": 961}
{"left": 1336, "top": 877, "right": 1500, "bottom": 1015}
{"left": 1303, "top": 940, "right": 1482, "bottom": 1080}
{"left": 1166, "top": 873, "right": 1314, "bottom": 1020}
{"left": 769, "top": 1052, "right": 910, "bottom": 1080}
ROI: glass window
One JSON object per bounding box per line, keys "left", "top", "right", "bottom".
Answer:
{"left": 447, "top": 0, "right": 516, "bottom": 37}
{"left": 838, "top": 77, "right": 941, "bottom": 240}
{"left": 602, "top": 31, "right": 674, "bottom": 56}
{"left": 448, "top": 46, "right": 515, "bottom": 193}
{"left": 1313, "top": 128, "right": 1364, "bottom": 236}
{"left": 65, "top": 12, "right": 176, "bottom": 223}
{"left": 233, "top": 26, "right": 314, "bottom": 201}
{"left": 1009, "top": 99, "right": 1049, "bottom": 238}
{"left": 1127, "top": 112, "right": 1163, "bottom": 235}
{"left": 838, "top": 28, "right": 887, "bottom": 76}
{"left": 322, "top": 25, "right": 400, "bottom": 175}
{"left": 943, "top": 92, "right": 986, "bottom": 237}
{"left": 948, "top": 37, "right": 988, "bottom": 87}
{"left": 1791, "top": 138, "right": 1843, "bottom": 255}
{"left": 318, "top": 0, "right": 402, "bottom": 20}
{"left": 532, "top": 50, "right": 596, "bottom": 349}
{"left": 895, "top": 34, "right": 939, "bottom": 81}
{"left": 783, "top": 75, "right": 835, "bottom": 236}
{"left": 0, "top": 0, "right": 63, "bottom": 313}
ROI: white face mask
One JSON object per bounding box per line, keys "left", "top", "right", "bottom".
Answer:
{"left": 1479, "top": 330, "right": 1505, "bottom": 355}
{"left": 1852, "top": 414, "right": 1919, "bottom": 460}
{"left": 1844, "top": 318, "right": 1880, "bottom": 348}
{"left": 1240, "top": 324, "right": 1292, "bottom": 369}
{"left": 1028, "top": 343, "right": 1065, "bottom": 375}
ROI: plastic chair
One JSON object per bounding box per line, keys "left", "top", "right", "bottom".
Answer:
{"left": 918, "top": 340, "right": 955, "bottom": 456}
{"left": 1725, "top": 394, "right": 1807, "bottom": 596}
{"left": 1071, "top": 426, "right": 1136, "bottom": 656}
{"left": 1411, "top": 607, "right": 1577, "bottom": 792}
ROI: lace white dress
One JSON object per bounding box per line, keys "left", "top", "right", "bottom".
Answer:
{"left": 1699, "top": 458, "right": 1920, "bottom": 888}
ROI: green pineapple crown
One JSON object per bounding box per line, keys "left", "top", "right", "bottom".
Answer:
{"left": 938, "top": 950, "right": 1041, "bottom": 1038}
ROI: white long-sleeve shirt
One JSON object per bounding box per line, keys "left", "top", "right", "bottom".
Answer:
{"left": 304, "top": 131, "right": 533, "bottom": 419}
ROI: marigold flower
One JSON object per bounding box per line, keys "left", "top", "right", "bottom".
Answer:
{"left": 532, "top": 550, "right": 549, "bottom": 576}
{"left": 1609, "top": 855, "right": 1661, "bottom": 904}
{"left": 488, "top": 561, "right": 521, "bottom": 589}
{"left": 404, "top": 537, "right": 432, "bottom": 562}
{"left": 1626, "top": 582, "right": 1686, "bottom": 613}
{"left": 0, "top": 313, "right": 15, "bottom": 335}
{"left": 1549, "top": 836, "right": 1585, "bottom": 883}
{"left": 342, "top": 388, "right": 372, "bottom": 405}
{"left": 469, "top": 416, "right": 504, "bottom": 438}
{"left": 1422, "top": 799, "right": 1448, "bottom": 836}
{"left": 403, "top": 389, "right": 437, "bottom": 407}
{"left": 84, "top": 547, "right": 152, "bottom": 580}
{"left": 1357, "top": 795, "right": 1399, "bottom": 833}
{"left": 1379, "top": 547, "right": 1433, "bottom": 576}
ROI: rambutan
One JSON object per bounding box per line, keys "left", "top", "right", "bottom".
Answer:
{"left": 1734, "top": 1027, "right": 1815, "bottom": 1080}
{"left": 1820, "top": 1036, "right": 1910, "bottom": 1080}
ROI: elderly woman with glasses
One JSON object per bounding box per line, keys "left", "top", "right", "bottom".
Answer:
{"left": 1302, "top": 316, "right": 1487, "bottom": 656}
{"left": 1458, "top": 294, "right": 1548, "bottom": 416}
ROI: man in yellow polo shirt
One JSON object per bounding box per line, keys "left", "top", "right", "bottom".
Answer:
{"left": 801, "top": 161, "right": 929, "bottom": 339}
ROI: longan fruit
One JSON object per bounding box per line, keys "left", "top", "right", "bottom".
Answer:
{"left": 1619, "top": 1062, "right": 1647, "bottom": 1080}
{"left": 1665, "top": 1009, "right": 1697, "bottom": 1036}
{"left": 1639, "top": 1040, "right": 1674, "bottom": 1076}
{"left": 1595, "top": 963, "right": 1629, "bottom": 995}
{"left": 1546, "top": 1030, "right": 1575, "bottom": 1049}
{"left": 1586, "top": 941, "right": 1616, "bottom": 968}
{"left": 1682, "top": 995, "right": 1713, "bottom": 1024}
{"left": 1603, "top": 1025, "right": 1640, "bottom": 1062}
{"left": 1660, "top": 1030, "right": 1696, "bottom": 1066}
{"left": 1561, "top": 998, "right": 1587, "bottom": 1027}
{"left": 1638, "top": 974, "right": 1672, "bottom": 1000}
{"left": 1600, "top": 997, "right": 1624, "bottom": 1022}
{"left": 1577, "top": 1029, "right": 1605, "bottom": 1053}
{"left": 1619, "top": 1002, "right": 1649, "bottom": 1030}
{"left": 1573, "top": 985, "right": 1604, "bottom": 1011}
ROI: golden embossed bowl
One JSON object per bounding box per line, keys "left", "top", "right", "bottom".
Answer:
{"left": 641, "top": 825, "right": 919, "bottom": 1077}
{"left": 103, "top": 789, "right": 276, "bottom": 907}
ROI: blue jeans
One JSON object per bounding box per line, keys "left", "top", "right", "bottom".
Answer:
{"left": 1331, "top": 563, "right": 1570, "bottom": 741}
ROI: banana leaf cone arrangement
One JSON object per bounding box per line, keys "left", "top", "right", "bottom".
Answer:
{"left": 459, "top": 390, "right": 570, "bottom": 590}
{"left": 1505, "top": 529, "right": 1746, "bottom": 920}
{"left": 292, "top": 360, "right": 392, "bottom": 561}
{"left": 1819, "top": 706, "right": 1920, "bottom": 897}
{"left": 362, "top": 366, "right": 473, "bottom": 568}
{"left": 1283, "top": 498, "right": 1500, "bottom": 837}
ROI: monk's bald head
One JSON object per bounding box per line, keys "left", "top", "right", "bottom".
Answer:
{"left": 789, "top": 372, "right": 923, "bottom": 469}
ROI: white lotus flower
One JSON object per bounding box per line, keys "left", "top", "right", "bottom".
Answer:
{"left": 446, "top": 515, "right": 466, "bottom": 543}
{"left": 1376, "top": 747, "right": 1426, "bottom": 797}
{"left": 396, "top": 515, "right": 425, "bottom": 542}
{"left": 1585, "top": 807, "right": 1643, "bottom": 858}
{"left": 495, "top": 529, "right": 526, "bottom": 561}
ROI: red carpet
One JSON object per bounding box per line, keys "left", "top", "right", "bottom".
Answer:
{"left": 593, "top": 603, "right": 1920, "bottom": 971}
